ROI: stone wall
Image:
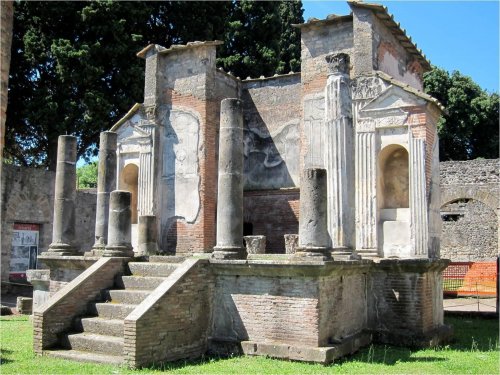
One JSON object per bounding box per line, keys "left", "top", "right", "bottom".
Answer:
{"left": 243, "top": 189, "right": 299, "bottom": 253}
{"left": 440, "top": 159, "right": 499, "bottom": 261}
{"left": 1, "top": 164, "right": 97, "bottom": 282}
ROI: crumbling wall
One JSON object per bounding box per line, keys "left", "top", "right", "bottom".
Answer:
{"left": 440, "top": 159, "right": 499, "bottom": 261}
{"left": 1, "top": 164, "right": 96, "bottom": 282}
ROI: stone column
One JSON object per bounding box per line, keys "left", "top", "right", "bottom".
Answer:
{"left": 409, "top": 133, "right": 429, "bottom": 257}
{"left": 103, "top": 190, "right": 134, "bottom": 257}
{"left": 213, "top": 98, "right": 245, "bottom": 260}
{"left": 295, "top": 168, "right": 331, "bottom": 260}
{"left": 324, "top": 53, "right": 355, "bottom": 252}
{"left": 137, "top": 215, "right": 158, "bottom": 256}
{"left": 26, "top": 270, "right": 50, "bottom": 311}
{"left": 47, "top": 135, "right": 77, "bottom": 255}
{"left": 91, "top": 131, "right": 117, "bottom": 254}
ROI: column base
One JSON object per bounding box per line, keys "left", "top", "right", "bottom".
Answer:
{"left": 47, "top": 243, "right": 78, "bottom": 256}
{"left": 330, "top": 248, "right": 361, "bottom": 261}
{"left": 293, "top": 246, "right": 332, "bottom": 261}
{"left": 356, "top": 248, "right": 380, "bottom": 259}
{"left": 103, "top": 245, "right": 134, "bottom": 257}
{"left": 212, "top": 246, "right": 246, "bottom": 260}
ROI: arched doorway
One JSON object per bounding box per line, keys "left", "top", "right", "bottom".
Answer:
{"left": 120, "top": 163, "right": 139, "bottom": 224}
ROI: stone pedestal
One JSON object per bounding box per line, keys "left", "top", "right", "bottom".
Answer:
{"left": 295, "top": 168, "right": 331, "bottom": 260}
{"left": 26, "top": 269, "right": 50, "bottom": 311}
{"left": 103, "top": 190, "right": 134, "bottom": 257}
{"left": 213, "top": 99, "right": 245, "bottom": 260}
{"left": 137, "top": 215, "right": 158, "bottom": 256}
{"left": 284, "top": 234, "right": 299, "bottom": 255}
{"left": 47, "top": 135, "right": 77, "bottom": 255}
{"left": 91, "top": 131, "right": 117, "bottom": 255}
{"left": 244, "top": 236, "right": 266, "bottom": 255}
{"left": 16, "top": 297, "right": 33, "bottom": 315}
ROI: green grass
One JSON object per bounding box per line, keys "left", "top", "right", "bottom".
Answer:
{"left": 1, "top": 315, "right": 498, "bottom": 374}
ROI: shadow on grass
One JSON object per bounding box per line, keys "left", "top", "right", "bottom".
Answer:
{"left": 445, "top": 316, "right": 499, "bottom": 352}
{"left": 0, "top": 348, "right": 14, "bottom": 365}
{"left": 144, "top": 354, "right": 234, "bottom": 372}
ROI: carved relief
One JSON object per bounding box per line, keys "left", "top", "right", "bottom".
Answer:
{"left": 351, "top": 76, "right": 386, "bottom": 100}
{"left": 244, "top": 121, "right": 299, "bottom": 189}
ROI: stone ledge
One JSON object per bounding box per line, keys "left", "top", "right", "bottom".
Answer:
{"left": 241, "top": 331, "right": 372, "bottom": 364}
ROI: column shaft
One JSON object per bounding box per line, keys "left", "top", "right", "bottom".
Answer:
{"left": 48, "top": 135, "right": 77, "bottom": 255}
{"left": 295, "top": 168, "right": 331, "bottom": 260}
{"left": 213, "top": 98, "right": 244, "bottom": 259}
{"left": 92, "top": 131, "right": 117, "bottom": 253}
{"left": 103, "top": 190, "right": 134, "bottom": 257}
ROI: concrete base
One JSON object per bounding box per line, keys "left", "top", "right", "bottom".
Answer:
{"left": 294, "top": 246, "right": 332, "bottom": 260}
{"left": 241, "top": 331, "right": 372, "bottom": 364}
{"left": 103, "top": 246, "right": 134, "bottom": 257}
{"left": 46, "top": 243, "right": 78, "bottom": 256}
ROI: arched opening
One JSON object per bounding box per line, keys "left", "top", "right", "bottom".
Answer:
{"left": 120, "top": 163, "right": 139, "bottom": 224}
{"left": 379, "top": 145, "right": 409, "bottom": 209}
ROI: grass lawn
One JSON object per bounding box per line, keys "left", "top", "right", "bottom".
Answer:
{"left": 1, "top": 315, "right": 498, "bottom": 374}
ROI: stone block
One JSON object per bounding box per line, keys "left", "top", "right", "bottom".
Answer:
{"left": 16, "top": 297, "right": 33, "bottom": 315}
{"left": 243, "top": 236, "right": 266, "bottom": 255}
{"left": 284, "top": 234, "right": 298, "bottom": 254}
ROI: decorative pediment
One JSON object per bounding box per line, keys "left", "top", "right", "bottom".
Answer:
{"left": 359, "top": 85, "right": 426, "bottom": 116}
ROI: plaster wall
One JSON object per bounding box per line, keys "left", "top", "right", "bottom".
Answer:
{"left": 242, "top": 75, "right": 301, "bottom": 190}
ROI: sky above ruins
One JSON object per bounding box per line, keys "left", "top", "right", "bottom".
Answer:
{"left": 303, "top": 1, "right": 500, "bottom": 93}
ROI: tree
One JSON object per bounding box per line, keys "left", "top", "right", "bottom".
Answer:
{"left": 424, "top": 67, "right": 499, "bottom": 160}
{"left": 217, "top": 0, "right": 303, "bottom": 78}
{"left": 76, "top": 161, "right": 98, "bottom": 189}
{"left": 6, "top": 1, "right": 303, "bottom": 170}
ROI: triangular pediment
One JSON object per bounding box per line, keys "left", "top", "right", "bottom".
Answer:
{"left": 359, "top": 85, "right": 426, "bottom": 114}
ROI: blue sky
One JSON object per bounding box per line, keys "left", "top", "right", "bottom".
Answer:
{"left": 303, "top": 1, "right": 500, "bottom": 93}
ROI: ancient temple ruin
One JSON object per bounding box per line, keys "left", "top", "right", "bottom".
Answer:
{"left": 32, "top": 1, "right": 451, "bottom": 367}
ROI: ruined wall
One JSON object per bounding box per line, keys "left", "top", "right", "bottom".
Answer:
{"left": 243, "top": 189, "right": 299, "bottom": 253}
{"left": 371, "top": 17, "right": 424, "bottom": 90}
{"left": 1, "top": 165, "right": 96, "bottom": 282}
{"left": 241, "top": 74, "right": 301, "bottom": 190}
{"left": 440, "top": 159, "right": 499, "bottom": 261}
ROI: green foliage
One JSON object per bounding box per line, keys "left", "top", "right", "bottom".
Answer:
{"left": 6, "top": 1, "right": 301, "bottom": 170}
{"left": 217, "top": 0, "right": 303, "bottom": 78}
{"left": 424, "top": 67, "right": 499, "bottom": 160}
{"left": 0, "top": 315, "right": 498, "bottom": 374}
{"left": 76, "top": 161, "right": 98, "bottom": 189}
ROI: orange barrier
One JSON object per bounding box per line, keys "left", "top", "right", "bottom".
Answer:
{"left": 443, "top": 262, "right": 497, "bottom": 297}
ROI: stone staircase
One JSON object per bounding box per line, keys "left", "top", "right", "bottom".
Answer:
{"left": 44, "top": 256, "right": 184, "bottom": 365}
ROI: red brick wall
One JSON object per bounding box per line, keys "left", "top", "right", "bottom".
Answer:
{"left": 243, "top": 189, "right": 299, "bottom": 253}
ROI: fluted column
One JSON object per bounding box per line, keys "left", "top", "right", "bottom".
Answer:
{"left": 355, "top": 132, "right": 378, "bottom": 256}
{"left": 47, "top": 135, "right": 77, "bottom": 255}
{"left": 295, "top": 168, "right": 331, "bottom": 260}
{"left": 103, "top": 190, "right": 134, "bottom": 257}
{"left": 91, "top": 131, "right": 117, "bottom": 254}
{"left": 213, "top": 98, "right": 245, "bottom": 260}
{"left": 324, "top": 53, "right": 355, "bottom": 252}
{"left": 410, "top": 134, "right": 428, "bottom": 257}
{"left": 138, "top": 118, "right": 155, "bottom": 216}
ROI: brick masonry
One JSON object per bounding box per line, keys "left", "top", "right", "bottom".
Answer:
{"left": 33, "top": 257, "right": 126, "bottom": 353}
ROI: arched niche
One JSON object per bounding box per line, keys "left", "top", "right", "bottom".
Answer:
{"left": 379, "top": 145, "right": 409, "bottom": 209}
{"left": 119, "top": 163, "right": 139, "bottom": 224}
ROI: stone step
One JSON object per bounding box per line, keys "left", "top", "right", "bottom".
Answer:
{"left": 128, "top": 262, "right": 178, "bottom": 277}
{"left": 104, "top": 289, "right": 151, "bottom": 305}
{"left": 89, "top": 302, "right": 137, "bottom": 320}
{"left": 148, "top": 255, "right": 186, "bottom": 263}
{"left": 62, "top": 333, "right": 123, "bottom": 356}
{"left": 44, "top": 349, "right": 123, "bottom": 365}
{"left": 116, "top": 275, "right": 165, "bottom": 290}
{"left": 77, "top": 317, "right": 124, "bottom": 337}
